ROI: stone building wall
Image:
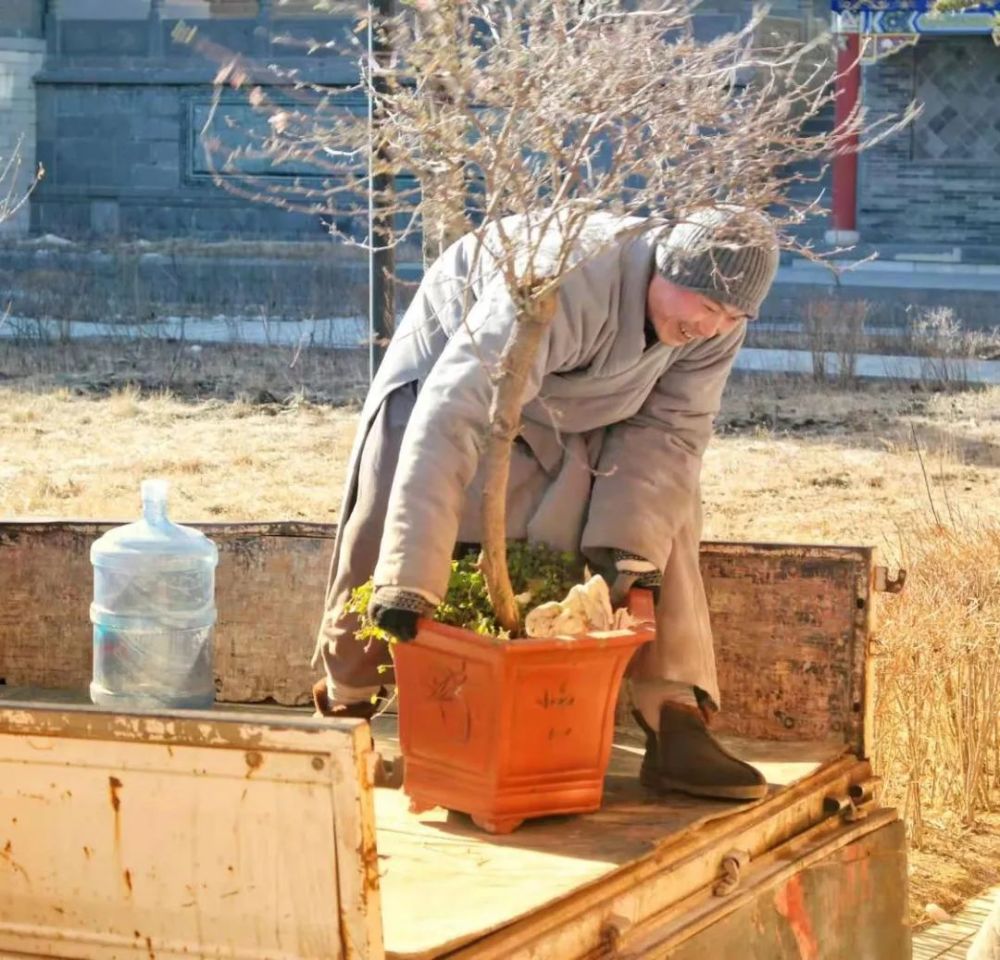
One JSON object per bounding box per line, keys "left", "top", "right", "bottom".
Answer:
{"left": 0, "top": 2, "right": 45, "bottom": 236}
{"left": 859, "top": 36, "right": 1000, "bottom": 256}
{"left": 33, "top": 5, "right": 361, "bottom": 240}
{"left": 0, "top": 43, "right": 45, "bottom": 237}
{"left": 22, "top": 0, "right": 833, "bottom": 242}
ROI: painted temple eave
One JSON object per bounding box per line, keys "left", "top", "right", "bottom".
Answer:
{"left": 825, "top": 0, "right": 999, "bottom": 244}
{"left": 832, "top": 0, "right": 1000, "bottom": 35}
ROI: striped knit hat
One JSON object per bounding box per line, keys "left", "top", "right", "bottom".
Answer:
{"left": 655, "top": 207, "right": 780, "bottom": 319}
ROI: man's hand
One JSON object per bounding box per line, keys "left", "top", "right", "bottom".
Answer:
{"left": 607, "top": 550, "right": 663, "bottom": 606}
{"left": 368, "top": 586, "right": 436, "bottom": 643}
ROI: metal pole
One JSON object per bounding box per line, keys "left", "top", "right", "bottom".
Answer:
{"left": 367, "top": 0, "right": 395, "bottom": 382}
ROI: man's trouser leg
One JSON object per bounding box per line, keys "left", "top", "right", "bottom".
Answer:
{"left": 628, "top": 496, "right": 720, "bottom": 723}
{"left": 314, "top": 385, "right": 416, "bottom": 706}
{"left": 627, "top": 500, "right": 766, "bottom": 800}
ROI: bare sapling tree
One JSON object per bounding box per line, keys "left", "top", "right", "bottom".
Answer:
{"left": 196, "top": 0, "right": 914, "bottom": 635}
{"left": 0, "top": 136, "right": 44, "bottom": 228}
{"left": 0, "top": 139, "right": 44, "bottom": 335}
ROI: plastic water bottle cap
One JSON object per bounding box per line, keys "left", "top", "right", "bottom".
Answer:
{"left": 141, "top": 478, "right": 169, "bottom": 502}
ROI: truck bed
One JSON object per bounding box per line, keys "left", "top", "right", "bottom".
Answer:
{"left": 0, "top": 685, "right": 847, "bottom": 959}
{"left": 0, "top": 524, "right": 909, "bottom": 958}
{"left": 370, "top": 719, "right": 846, "bottom": 958}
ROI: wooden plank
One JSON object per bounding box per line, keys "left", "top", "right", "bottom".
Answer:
{"left": 331, "top": 722, "right": 385, "bottom": 960}
{"left": 0, "top": 523, "right": 874, "bottom": 753}
{"left": 0, "top": 703, "right": 384, "bottom": 960}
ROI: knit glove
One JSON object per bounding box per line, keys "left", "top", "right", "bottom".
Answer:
{"left": 608, "top": 550, "right": 662, "bottom": 606}
{"left": 368, "top": 586, "right": 437, "bottom": 643}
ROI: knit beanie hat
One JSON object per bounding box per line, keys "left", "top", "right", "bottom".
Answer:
{"left": 655, "top": 206, "right": 780, "bottom": 319}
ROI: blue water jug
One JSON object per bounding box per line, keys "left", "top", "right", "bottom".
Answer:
{"left": 90, "top": 479, "right": 219, "bottom": 710}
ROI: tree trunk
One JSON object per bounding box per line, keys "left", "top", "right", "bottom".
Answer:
{"left": 480, "top": 292, "right": 558, "bottom": 636}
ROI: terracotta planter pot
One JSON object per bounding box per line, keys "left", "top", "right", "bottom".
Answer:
{"left": 393, "top": 590, "right": 656, "bottom": 834}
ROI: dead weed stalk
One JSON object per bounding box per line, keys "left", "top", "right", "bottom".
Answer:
{"left": 803, "top": 298, "right": 868, "bottom": 386}
{"left": 874, "top": 517, "right": 1000, "bottom": 847}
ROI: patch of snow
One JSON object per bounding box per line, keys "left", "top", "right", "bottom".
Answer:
{"left": 23, "top": 234, "right": 76, "bottom": 247}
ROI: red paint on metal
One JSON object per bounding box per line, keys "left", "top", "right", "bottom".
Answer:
{"left": 775, "top": 874, "right": 820, "bottom": 960}
{"left": 844, "top": 847, "right": 874, "bottom": 910}
{"left": 831, "top": 32, "right": 860, "bottom": 232}
{"left": 840, "top": 840, "right": 872, "bottom": 864}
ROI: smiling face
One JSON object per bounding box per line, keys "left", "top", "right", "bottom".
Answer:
{"left": 646, "top": 273, "right": 748, "bottom": 347}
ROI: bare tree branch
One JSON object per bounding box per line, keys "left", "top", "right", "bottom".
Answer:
{"left": 193, "top": 0, "right": 916, "bottom": 631}
{"left": 0, "top": 137, "right": 44, "bottom": 228}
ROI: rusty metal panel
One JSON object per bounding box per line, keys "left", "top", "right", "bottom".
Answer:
{"left": 0, "top": 703, "right": 384, "bottom": 960}
{"left": 0, "top": 521, "right": 335, "bottom": 706}
{"left": 703, "top": 542, "right": 874, "bottom": 757}
{"left": 1, "top": 524, "right": 874, "bottom": 753}
{"left": 663, "top": 818, "right": 910, "bottom": 960}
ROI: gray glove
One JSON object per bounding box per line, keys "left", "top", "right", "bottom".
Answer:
{"left": 368, "top": 586, "right": 436, "bottom": 643}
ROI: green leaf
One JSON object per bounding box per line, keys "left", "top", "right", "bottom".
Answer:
{"left": 346, "top": 541, "right": 583, "bottom": 642}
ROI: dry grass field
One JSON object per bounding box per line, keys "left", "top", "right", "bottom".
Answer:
{"left": 2, "top": 338, "right": 999, "bottom": 924}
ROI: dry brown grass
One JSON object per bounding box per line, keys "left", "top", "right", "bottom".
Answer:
{"left": 2, "top": 343, "right": 999, "bottom": 919}
{"left": 0, "top": 384, "right": 358, "bottom": 521}
{"left": 704, "top": 377, "right": 1000, "bottom": 547}
{"left": 871, "top": 520, "right": 1000, "bottom": 923}
{"left": 0, "top": 338, "right": 369, "bottom": 404}
{"left": 5, "top": 345, "right": 1000, "bottom": 534}
{"left": 875, "top": 522, "right": 1000, "bottom": 836}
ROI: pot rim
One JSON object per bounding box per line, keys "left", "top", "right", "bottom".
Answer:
{"left": 412, "top": 616, "right": 656, "bottom": 652}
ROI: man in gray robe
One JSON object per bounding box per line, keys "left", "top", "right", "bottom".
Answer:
{"left": 312, "top": 206, "right": 780, "bottom": 801}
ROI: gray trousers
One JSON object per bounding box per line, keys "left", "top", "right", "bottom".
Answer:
{"left": 313, "top": 385, "right": 415, "bottom": 704}
{"left": 314, "top": 386, "right": 720, "bottom": 715}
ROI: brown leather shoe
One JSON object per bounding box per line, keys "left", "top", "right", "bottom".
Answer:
{"left": 634, "top": 703, "right": 768, "bottom": 801}
{"left": 311, "top": 678, "right": 385, "bottom": 720}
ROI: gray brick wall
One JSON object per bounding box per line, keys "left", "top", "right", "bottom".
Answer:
{"left": 29, "top": 3, "right": 833, "bottom": 242}
{"left": 859, "top": 37, "right": 1000, "bottom": 252}
{"left": 32, "top": 75, "right": 356, "bottom": 238}
{"left": 0, "top": 0, "right": 44, "bottom": 39}
{"left": 31, "top": 11, "right": 361, "bottom": 240}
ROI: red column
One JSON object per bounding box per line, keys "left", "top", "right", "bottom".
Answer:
{"left": 830, "top": 31, "right": 861, "bottom": 238}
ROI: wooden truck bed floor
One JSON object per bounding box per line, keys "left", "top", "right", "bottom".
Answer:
{"left": 0, "top": 687, "right": 846, "bottom": 960}
{"left": 368, "top": 718, "right": 846, "bottom": 958}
